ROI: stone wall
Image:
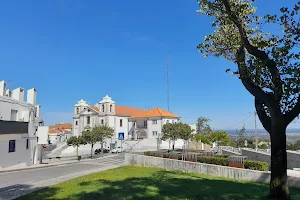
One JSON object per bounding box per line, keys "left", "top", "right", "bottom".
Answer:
{"left": 190, "top": 141, "right": 211, "bottom": 151}
{"left": 125, "top": 153, "right": 300, "bottom": 188}
{"left": 241, "top": 149, "right": 300, "bottom": 169}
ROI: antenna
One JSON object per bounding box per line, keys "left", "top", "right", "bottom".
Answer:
{"left": 166, "top": 56, "right": 170, "bottom": 111}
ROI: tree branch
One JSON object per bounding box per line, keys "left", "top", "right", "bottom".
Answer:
{"left": 236, "top": 46, "right": 271, "bottom": 104}
{"left": 221, "top": 0, "right": 283, "bottom": 100}
{"left": 284, "top": 95, "right": 300, "bottom": 126}
{"left": 255, "top": 97, "right": 272, "bottom": 133}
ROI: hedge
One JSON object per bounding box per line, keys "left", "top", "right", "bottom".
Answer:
{"left": 144, "top": 151, "right": 269, "bottom": 171}
{"left": 244, "top": 160, "right": 269, "bottom": 171}
{"left": 214, "top": 154, "right": 230, "bottom": 158}
{"left": 197, "top": 156, "right": 229, "bottom": 166}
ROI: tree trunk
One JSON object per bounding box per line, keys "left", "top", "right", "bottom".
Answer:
{"left": 91, "top": 144, "right": 94, "bottom": 158}
{"left": 101, "top": 142, "right": 104, "bottom": 158}
{"left": 269, "top": 120, "right": 290, "bottom": 200}
{"left": 76, "top": 146, "right": 79, "bottom": 157}
{"left": 172, "top": 141, "right": 175, "bottom": 150}
{"left": 168, "top": 141, "right": 171, "bottom": 151}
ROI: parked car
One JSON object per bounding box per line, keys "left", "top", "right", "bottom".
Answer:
{"left": 111, "top": 147, "right": 124, "bottom": 153}
{"left": 94, "top": 148, "right": 110, "bottom": 154}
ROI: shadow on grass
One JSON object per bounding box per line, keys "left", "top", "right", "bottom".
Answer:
{"left": 18, "top": 169, "right": 300, "bottom": 200}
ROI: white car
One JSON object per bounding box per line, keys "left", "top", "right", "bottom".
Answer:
{"left": 111, "top": 147, "right": 124, "bottom": 153}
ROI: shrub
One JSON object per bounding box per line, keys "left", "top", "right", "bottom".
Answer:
{"left": 244, "top": 160, "right": 269, "bottom": 171}
{"left": 214, "top": 154, "right": 230, "bottom": 158}
{"left": 197, "top": 156, "right": 229, "bottom": 166}
{"left": 144, "top": 151, "right": 155, "bottom": 156}
{"left": 190, "top": 150, "right": 205, "bottom": 153}
{"left": 163, "top": 153, "right": 170, "bottom": 158}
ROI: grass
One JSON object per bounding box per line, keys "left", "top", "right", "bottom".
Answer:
{"left": 19, "top": 166, "right": 300, "bottom": 200}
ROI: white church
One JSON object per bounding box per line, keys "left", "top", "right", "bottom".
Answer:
{"left": 72, "top": 95, "right": 181, "bottom": 150}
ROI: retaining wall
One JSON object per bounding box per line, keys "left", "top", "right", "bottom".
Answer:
{"left": 125, "top": 153, "right": 300, "bottom": 188}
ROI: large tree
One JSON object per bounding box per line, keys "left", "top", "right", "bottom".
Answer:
{"left": 207, "top": 131, "right": 231, "bottom": 146}
{"left": 82, "top": 130, "right": 98, "bottom": 158}
{"left": 196, "top": 117, "right": 212, "bottom": 134}
{"left": 161, "top": 123, "right": 179, "bottom": 150}
{"left": 92, "top": 125, "right": 114, "bottom": 157}
{"left": 67, "top": 136, "right": 85, "bottom": 157}
{"left": 196, "top": 0, "right": 299, "bottom": 198}
{"left": 177, "top": 122, "right": 194, "bottom": 151}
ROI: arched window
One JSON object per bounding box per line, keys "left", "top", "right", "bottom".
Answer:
{"left": 101, "top": 119, "right": 104, "bottom": 125}
{"left": 102, "top": 105, "right": 105, "bottom": 112}
{"left": 76, "top": 108, "right": 79, "bottom": 114}
{"left": 110, "top": 105, "right": 112, "bottom": 112}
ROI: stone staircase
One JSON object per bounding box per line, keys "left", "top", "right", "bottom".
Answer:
{"left": 44, "top": 143, "right": 69, "bottom": 158}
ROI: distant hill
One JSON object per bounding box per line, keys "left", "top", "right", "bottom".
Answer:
{"left": 221, "top": 129, "right": 300, "bottom": 134}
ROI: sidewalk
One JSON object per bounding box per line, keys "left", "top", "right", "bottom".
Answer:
{"left": 0, "top": 154, "right": 119, "bottom": 174}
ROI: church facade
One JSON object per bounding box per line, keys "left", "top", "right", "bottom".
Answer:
{"left": 72, "top": 95, "right": 180, "bottom": 146}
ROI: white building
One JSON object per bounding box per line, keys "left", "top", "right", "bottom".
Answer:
{"left": 0, "top": 80, "right": 44, "bottom": 168}
{"left": 72, "top": 95, "right": 180, "bottom": 149}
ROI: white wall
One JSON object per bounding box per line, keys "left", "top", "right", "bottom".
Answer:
{"left": 0, "top": 134, "right": 31, "bottom": 168}
{"left": 0, "top": 96, "right": 35, "bottom": 121}
{"left": 37, "top": 126, "right": 49, "bottom": 145}
{"left": 147, "top": 117, "right": 162, "bottom": 139}
{"left": 115, "top": 116, "right": 129, "bottom": 140}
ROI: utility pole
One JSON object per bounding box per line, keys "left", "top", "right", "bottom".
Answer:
{"left": 254, "top": 111, "right": 258, "bottom": 150}
{"left": 166, "top": 56, "right": 170, "bottom": 111}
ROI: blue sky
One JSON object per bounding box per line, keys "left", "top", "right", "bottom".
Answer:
{"left": 1, "top": 0, "right": 299, "bottom": 130}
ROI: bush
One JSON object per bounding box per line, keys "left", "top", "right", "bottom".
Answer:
{"left": 163, "top": 153, "right": 170, "bottom": 158}
{"left": 190, "top": 150, "right": 205, "bottom": 153}
{"left": 244, "top": 160, "right": 269, "bottom": 171}
{"left": 144, "top": 151, "right": 155, "bottom": 156}
{"left": 214, "top": 154, "right": 230, "bottom": 158}
{"left": 197, "top": 156, "right": 229, "bottom": 166}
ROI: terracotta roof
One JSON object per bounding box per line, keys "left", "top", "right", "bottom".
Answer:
{"left": 129, "top": 108, "right": 180, "bottom": 119}
{"left": 51, "top": 123, "right": 72, "bottom": 129}
{"left": 48, "top": 129, "right": 61, "bottom": 134}
{"left": 115, "top": 105, "right": 144, "bottom": 116}
{"left": 90, "top": 106, "right": 99, "bottom": 112}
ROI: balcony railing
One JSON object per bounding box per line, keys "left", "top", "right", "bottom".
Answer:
{"left": 0, "top": 120, "right": 29, "bottom": 134}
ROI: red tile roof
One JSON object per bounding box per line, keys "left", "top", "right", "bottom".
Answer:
{"left": 115, "top": 106, "right": 144, "bottom": 116}
{"left": 129, "top": 108, "right": 180, "bottom": 119}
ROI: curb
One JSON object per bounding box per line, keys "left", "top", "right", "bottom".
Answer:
{"left": 0, "top": 154, "right": 120, "bottom": 174}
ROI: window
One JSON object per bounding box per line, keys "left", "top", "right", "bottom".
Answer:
{"left": 88, "top": 109, "right": 90, "bottom": 112}
{"left": 110, "top": 105, "right": 112, "bottom": 112}
{"left": 152, "top": 131, "right": 158, "bottom": 136}
{"left": 166, "top": 120, "right": 169, "bottom": 124}
{"left": 10, "top": 110, "right": 18, "bottom": 121}
{"left": 26, "top": 139, "right": 29, "bottom": 150}
{"left": 9, "top": 140, "right": 15, "bottom": 153}
{"left": 144, "top": 120, "right": 147, "bottom": 127}
{"left": 102, "top": 105, "right": 105, "bottom": 112}
{"left": 75, "top": 121, "right": 78, "bottom": 126}
{"left": 76, "top": 108, "right": 79, "bottom": 114}
{"left": 152, "top": 120, "right": 157, "bottom": 124}
{"left": 87, "top": 116, "right": 90, "bottom": 124}
{"left": 120, "top": 119, "right": 123, "bottom": 127}
{"left": 101, "top": 119, "right": 104, "bottom": 125}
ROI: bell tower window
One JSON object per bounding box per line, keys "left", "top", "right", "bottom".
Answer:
{"left": 102, "top": 105, "right": 105, "bottom": 112}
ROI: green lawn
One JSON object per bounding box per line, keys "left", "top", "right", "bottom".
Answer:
{"left": 19, "top": 166, "right": 300, "bottom": 200}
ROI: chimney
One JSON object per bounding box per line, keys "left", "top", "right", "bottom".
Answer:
{"left": 12, "top": 87, "right": 24, "bottom": 102}
{"left": 0, "top": 80, "right": 6, "bottom": 96}
{"left": 5, "top": 89, "right": 12, "bottom": 97}
{"left": 35, "top": 105, "right": 41, "bottom": 118}
{"left": 27, "top": 88, "right": 36, "bottom": 105}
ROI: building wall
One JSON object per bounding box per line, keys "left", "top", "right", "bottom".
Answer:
{"left": 0, "top": 96, "right": 35, "bottom": 121}
{"left": 0, "top": 94, "right": 42, "bottom": 168}
{"left": 0, "top": 134, "right": 31, "bottom": 168}
{"left": 115, "top": 116, "right": 129, "bottom": 140}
